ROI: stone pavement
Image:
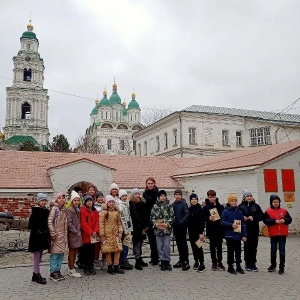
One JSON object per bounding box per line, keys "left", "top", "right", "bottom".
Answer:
{"left": 0, "top": 236, "right": 299, "bottom": 300}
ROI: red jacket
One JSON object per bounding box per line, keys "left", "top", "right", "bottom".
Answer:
{"left": 264, "top": 207, "right": 292, "bottom": 237}
{"left": 80, "top": 205, "right": 99, "bottom": 244}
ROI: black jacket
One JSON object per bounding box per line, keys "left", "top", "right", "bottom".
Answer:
{"left": 203, "top": 198, "right": 224, "bottom": 238}
{"left": 143, "top": 187, "right": 159, "bottom": 227}
{"left": 28, "top": 206, "right": 50, "bottom": 252}
{"left": 129, "top": 199, "right": 148, "bottom": 237}
{"left": 238, "top": 200, "right": 264, "bottom": 236}
{"left": 172, "top": 199, "right": 189, "bottom": 228}
{"left": 188, "top": 204, "right": 205, "bottom": 237}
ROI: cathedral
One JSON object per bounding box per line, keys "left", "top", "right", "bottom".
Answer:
{"left": 3, "top": 20, "right": 50, "bottom": 146}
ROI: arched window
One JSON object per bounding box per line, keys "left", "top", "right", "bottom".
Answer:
{"left": 101, "top": 123, "right": 113, "bottom": 129}
{"left": 117, "top": 124, "right": 128, "bottom": 130}
{"left": 21, "top": 102, "right": 31, "bottom": 119}
{"left": 23, "top": 68, "right": 32, "bottom": 81}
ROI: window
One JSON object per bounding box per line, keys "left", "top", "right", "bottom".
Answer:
{"left": 120, "top": 139, "right": 125, "bottom": 150}
{"left": 236, "top": 131, "right": 242, "bottom": 146}
{"left": 144, "top": 141, "right": 148, "bottom": 156}
{"left": 138, "top": 143, "right": 141, "bottom": 156}
{"left": 222, "top": 130, "right": 229, "bottom": 146}
{"left": 133, "top": 140, "right": 136, "bottom": 154}
{"left": 250, "top": 127, "right": 271, "bottom": 146}
{"left": 21, "top": 102, "right": 31, "bottom": 119}
{"left": 173, "top": 129, "right": 177, "bottom": 146}
{"left": 105, "top": 112, "right": 108, "bottom": 119}
{"left": 23, "top": 68, "right": 32, "bottom": 81}
{"left": 188, "top": 128, "right": 196, "bottom": 144}
{"left": 107, "top": 139, "right": 112, "bottom": 150}
{"left": 156, "top": 136, "right": 160, "bottom": 152}
{"left": 164, "top": 133, "right": 168, "bottom": 149}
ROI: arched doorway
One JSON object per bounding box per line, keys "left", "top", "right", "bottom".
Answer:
{"left": 68, "top": 181, "right": 97, "bottom": 194}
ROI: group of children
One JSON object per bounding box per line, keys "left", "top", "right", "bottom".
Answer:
{"left": 28, "top": 180, "right": 293, "bottom": 285}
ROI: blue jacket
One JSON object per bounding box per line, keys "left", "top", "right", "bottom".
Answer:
{"left": 172, "top": 199, "right": 189, "bottom": 228}
{"left": 221, "top": 205, "right": 247, "bottom": 240}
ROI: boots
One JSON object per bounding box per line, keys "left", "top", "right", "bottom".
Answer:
{"left": 160, "top": 260, "right": 167, "bottom": 271}
{"left": 236, "top": 264, "right": 245, "bottom": 274}
{"left": 182, "top": 260, "right": 190, "bottom": 271}
{"left": 279, "top": 254, "right": 285, "bottom": 274}
{"left": 32, "top": 273, "right": 47, "bottom": 284}
{"left": 139, "top": 258, "right": 148, "bottom": 267}
{"left": 268, "top": 255, "right": 277, "bottom": 272}
{"left": 134, "top": 259, "right": 143, "bottom": 270}
{"left": 166, "top": 261, "right": 172, "bottom": 271}
{"left": 114, "top": 265, "right": 125, "bottom": 274}
{"left": 107, "top": 265, "right": 115, "bottom": 275}
{"left": 227, "top": 265, "right": 237, "bottom": 275}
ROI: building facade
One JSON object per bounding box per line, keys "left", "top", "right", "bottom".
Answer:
{"left": 133, "top": 105, "right": 300, "bottom": 157}
{"left": 85, "top": 82, "right": 143, "bottom": 155}
{"left": 3, "top": 20, "right": 50, "bottom": 146}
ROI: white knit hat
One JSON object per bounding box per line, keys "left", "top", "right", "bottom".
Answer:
{"left": 110, "top": 183, "right": 119, "bottom": 191}
{"left": 119, "top": 189, "right": 128, "bottom": 198}
{"left": 71, "top": 190, "right": 80, "bottom": 201}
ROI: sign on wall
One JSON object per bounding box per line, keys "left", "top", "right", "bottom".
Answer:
{"left": 281, "top": 169, "right": 295, "bottom": 192}
{"left": 284, "top": 192, "right": 295, "bottom": 202}
{"left": 264, "top": 169, "right": 278, "bottom": 192}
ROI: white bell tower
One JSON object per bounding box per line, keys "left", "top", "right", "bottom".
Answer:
{"left": 3, "top": 20, "right": 50, "bottom": 146}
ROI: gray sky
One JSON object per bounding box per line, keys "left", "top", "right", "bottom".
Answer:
{"left": 1, "top": 0, "right": 300, "bottom": 146}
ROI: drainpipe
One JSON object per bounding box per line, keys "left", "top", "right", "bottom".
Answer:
{"left": 179, "top": 112, "right": 183, "bottom": 157}
{"left": 275, "top": 126, "right": 280, "bottom": 144}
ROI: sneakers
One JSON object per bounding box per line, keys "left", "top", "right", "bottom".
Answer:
{"left": 197, "top": 265, "right": 206, "bottom": 273}
{"left": 211, "top": 263, "right": 218, "bottom": 271}
{"left": 94, "top": 260, "right": 101, "bottom": 270}
{"left": 182, "top": 261, "right": 190, "bottom": 271}
{"left": 193, "top": 262, "right": 199, "bottom": 270}
{"left": 236, "top": 266, "right": 245, "bottom": 274}
{"left": 68, "top": 269, "right": 82, "bottom": 278}
{"left": 32, "top": 273, "right": 47, "bottom": 284}
{"left": 57, "top": 270, "right": 65, "bottom": 280}
{"left": 89, "top": 268, "right": 96, "bottom": 275}
{"left": 251, "top": 264, "right": 258, "bottom": 272}
{"left": 120, "top": 260, "right": 133, "bottom": 270}
{"left": 114, "top": 265, "right": 125, "bottom": 274}
{"left": 268, "top": 265, "right": 276, "bottom": 272}
{"left": 49, "top": 272, "right": 60, "bottom": 282}
{"left": 149, "top": 260, "right": 159, "bottom": 266}
{"left": 83, "top": 269, "right": 91, "bottom": 276}
{"left": 278, "top": 268, "right": 284, "bottom": 275}
{"left": 100, "top": 259, "right": 107, "bottom": 270}
{"left": 245, "top": 264, "right": 252, "bottom": 271}
{"left": 218, "top": 263, "right": 226, "bottom": 271}
{"left": 173, "top": 261, "right": 183, "bottom": 268}
{"left": 139, "top": 259, "right": 148, "bottom": 267}
{"left": 166, "top": 262, "right": 172, "bottom": 271}
{"left": 227, "top": 266, "right": 237, "bottom": 275}
{"left": 134, "top": 260, "right": 143, "bottom": 271}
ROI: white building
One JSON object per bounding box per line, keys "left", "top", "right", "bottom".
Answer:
{"left": 3, "top": 20, "right": 50, "bottom": 146}
{"left": 133, "top": 105, "right": 300, "bottom": 157}
{"left": 85, "top": 82, "right": 143, "bottom": 155}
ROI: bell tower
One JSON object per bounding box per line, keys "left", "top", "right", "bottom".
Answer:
{"left": 3, "top": 20, "right": 50, "bottom": 146}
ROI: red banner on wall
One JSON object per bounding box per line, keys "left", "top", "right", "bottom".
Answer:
{"left": 281, "top": 169, "right": 295, "bottom": 192}
{"left": 264, "top": 169, "right": 278, "bottom": 192}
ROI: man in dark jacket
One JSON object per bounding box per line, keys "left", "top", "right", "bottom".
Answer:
{"left": 238, "top": 190, "right": 264, "bottom": 271}
{"left": 203, "top": 190, "right": 225, "bottom": 271}
{"left": 172, "top": 189, "right": 190, "bottom": 271}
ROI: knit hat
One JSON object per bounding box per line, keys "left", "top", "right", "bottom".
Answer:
{"left": 96, "top": 191, "right": 104, "bottom": 199}
{"left": 174, "top": 189, "right": 183, "bottom": 196}
{"left": 71, "top": 190, "right": 80, "bottom": 201}
{"left": 106, "top": 195, "right": 116, "bottom": 204}
{"left": 227, "top": 194, "right": 237, "bottom": 203}
{"left": 189, "top": 193, "right": 198, "bottom": 201}
{"left": 158, "top": 190, "right": 167, "bottom": 198}
{"left": 54, "top": 193, "right": 65, "bottom": 202}
{"left": 110, "top": 183, "right": 119, "bottom": 191}
{"left": 270, "top": 194, "right": 281, "bottom": 206}
{"left": 119, "top": 189, "right": 128, "bottom": 198}
{"left": 131, "top": 188, "right": 140, "bottom": 196}
{"left": 83, "top": 194, "right": 93, "bottom": 204}
{"left": 36, "top": 193, "right": 47, "bottom": 203}
{"left": 242, "top": 189, "right": 252, "bottom": 199}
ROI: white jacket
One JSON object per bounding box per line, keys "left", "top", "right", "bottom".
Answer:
{"left": 117, "top": 199, "right": 133, "bottom": 235}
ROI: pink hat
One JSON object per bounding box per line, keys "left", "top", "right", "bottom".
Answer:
{"left": 105, "top": 195, "right": 116, "bottom": 204}
{"left": 54, "top": 192, "right": 65, "bottom": 202}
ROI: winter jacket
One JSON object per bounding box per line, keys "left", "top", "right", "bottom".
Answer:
{"left": 80, "top": 205, "right": 99, "bottom": 244}
{"left": 94, "top": 202, "right": 103, "bottom": 213}
{"left": 129, "top": 197, "right": 148, "bottom": 238}
{"left": 117, "top": 199, "right": 133, "bottom": 235}
{"left": 99, "top": 205, "right": 123, "bottom": 253}
{"left": 172, "top": 199, "right": 189, "bottom": 228}
{"left": 28, "top": 206, "right": 50, "bottom": 252}
{"left": 143, "top": 187, "right": 159, "bottom": 227}
{"left": 48, "top": 203, "right": 68, "bottom": 253}
{"left": 203, "top": 198, "right": 224, "bottom": 238}
{"left": 221, "top": 205, "right": 247, "bottom": 240}
{"left": 67, "top": 206, "right": 83, "bottom": 249}
{"left": 188, "top": 204, "right": 205, "bottom": 237}
{"left": 238, "top": 200, "right": 264, "bottom": 236}
{"left": 150, "top": 199, "right": 175, "bottom": 235}
{"left": 264, "top": 207, "right": 292, "bottom": 237}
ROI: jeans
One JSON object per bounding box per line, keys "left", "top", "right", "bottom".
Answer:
{"left": 270, "top": 236, "right": 286, "bottom": 268}
{"left": 120, "top": 245, "right": 129, "bottom": 262}
{"left": 173, "top": 226, "right": 189, "bottom": 263}
{"left": 156, "top": 235, "right": 171, "bottom": 262}
{"left": 50, "top": 253, "right": 64, "bottom": 273}
{"left": 209, "top": 235, "right": 223, "bottom": 264}
{"left": 226, "top": 239, "right": 242, "bottom": 266}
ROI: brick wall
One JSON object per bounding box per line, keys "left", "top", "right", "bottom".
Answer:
{"left": 0, "top": 197, "right": 35, "bottom": 219}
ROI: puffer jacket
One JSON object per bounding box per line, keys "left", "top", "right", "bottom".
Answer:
{"left": 172, "top": 198, "right": 189, "bottom": 228}
{"left": 99, "top": 205, "right": 123, "bottom": 253}
{"left": 221, "top": 204, "right": 247, "bottom": 240}
{"left": 80, "top": 205, "right": 99, "bottom": 244}
{"left": 150, "top": 199, "right": 175, "bottom": 235}
{"left": 67, "top": 205, "right": 83, "bottom": 249}
{"left": 238, "top": 199, "right": 264, "bottom": 236}
{"left": 48, "top": 203, "right": 68, "bottom": 253}
{"left": 117, "top": 199, "right": 133, "bottom": 235}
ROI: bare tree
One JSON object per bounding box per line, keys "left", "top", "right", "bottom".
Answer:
{"left": 74, "top": 134, "right": 106, "bottom": 154}
{"left": 115, "top": 136, "right": 134, "bottom": 156}
{"left": 141, "top": 106, "right": 173, "bottom": 127}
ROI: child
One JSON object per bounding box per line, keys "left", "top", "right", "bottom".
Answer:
{"left": 188, "top": 193, "right": 205, "bottom": 273}
{"left": 28, "top": 193, "right": 50, "bottom": 284}
{"left": 203, "top": 189, "right": 225, "bottom": 271}
{"left": 221, "top": 194, "right": 247, "bottom": 275}
{"left": 172, "top": 189, "right": 190, "bottom": 271}
{"left": 99, "top": 195, "right": 124, "bottom": 275}
{"left": 150, "top": 190, "right": 174, "bottom": 271}
{"left": 94, "top": 191, "right": 106, "bottom": 270}
{"left": 67, "top": 190, "right": 82, "bottom": 278}
{"left": 238, "top": 189, "right": 264, "bottom": 271}
{"left": 118, "top": 189, "right": 134, "bottom": 270}
{"left": 48, "top": 193, "right": 68, "bottom": 281}
{"left": 87, "top": 184, "right": 97, "bottom": 202}
{"left": 80, "top": 194, "right": 99, "bottom": 276}
{"left": 263, "top": 194, "right": 292, "bottom": 275}
{"left": 129, "top": 188, "right": 149, "bottom": 270}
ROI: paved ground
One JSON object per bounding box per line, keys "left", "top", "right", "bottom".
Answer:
{"left": 0, "top": 235, "right": 299, "bottom": 300}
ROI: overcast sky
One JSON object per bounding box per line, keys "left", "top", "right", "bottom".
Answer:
{"left": 1, "top": 0, "right": 300, "bottom": 146}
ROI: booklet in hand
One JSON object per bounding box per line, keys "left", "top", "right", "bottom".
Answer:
{"left": 209, "top": 208, "right": 220, "bottom": 221}
{"left": 90, "top": 235, "right": 100, "bottom": 244}
{"left": 233, "top": 219, "right": 241, "bottom": 233}
{"left": 195, "top": 239, "right": 205, "bottom": 248}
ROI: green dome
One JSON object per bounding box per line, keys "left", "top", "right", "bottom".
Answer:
{"left": 128, "top": 99, "right": 140, "bottom": 109}
{"left": 109, "top": 93, "right": 121, "bottom": 105}
{"left": 99, "top": 96, "right": 111, "bottom": 107}
{"left": 91, "top": 106, "right": 98, "bottom": 115}
{"left": 122, "top": 106, "right": 127, "bottom": 116}
{"left": 21, "top": 31, "right": 37, "bottom": 39}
